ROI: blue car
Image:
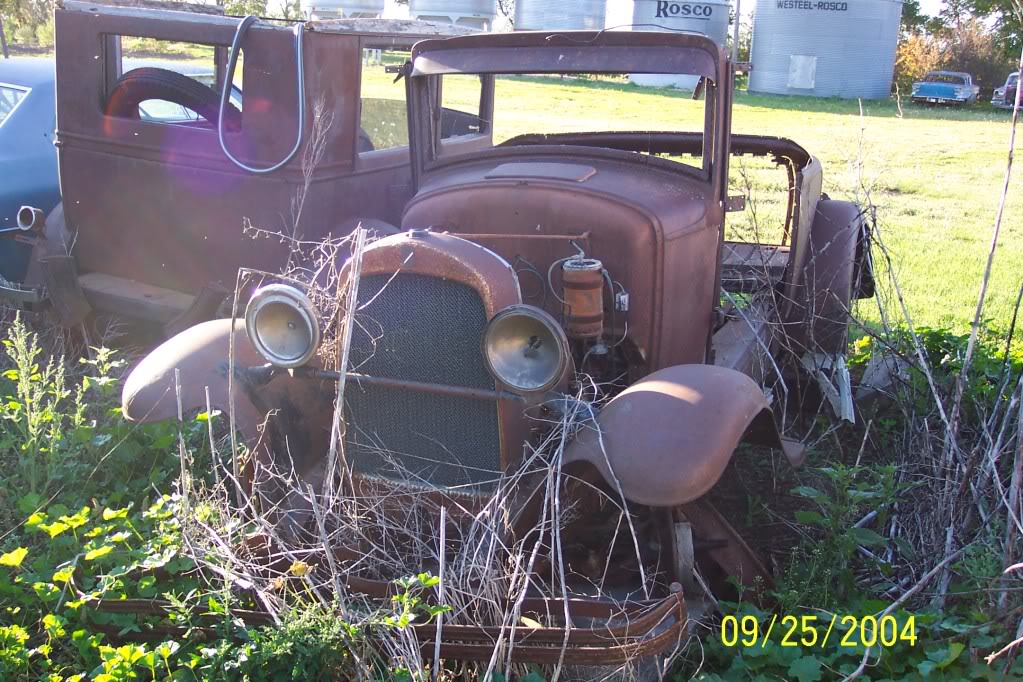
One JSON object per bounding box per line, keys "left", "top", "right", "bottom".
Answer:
{"left": 0, "top": 58, "right": 59, "bottom": 282}
{"left": 911, "top": 71, "right": 980, "bottom": 106}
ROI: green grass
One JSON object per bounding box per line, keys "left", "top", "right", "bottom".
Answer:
{"left": 729, "top": 90, "right": 1023, "bottom": 334}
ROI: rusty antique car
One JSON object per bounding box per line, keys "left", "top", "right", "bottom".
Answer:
{"left": 120, "top": 23, "right": 872, "bottom": 667}
{"left": 2, "top": 0, "right": 472, "bottom": 335}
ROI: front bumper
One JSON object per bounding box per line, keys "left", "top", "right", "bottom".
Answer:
{"left": 912, "top": 95, "right": 969, "bottom": 104}
{"left": 90, "top": 579, "right": 690, "bottom": 665}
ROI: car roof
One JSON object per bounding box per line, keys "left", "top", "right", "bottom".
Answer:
{"left": 0, "top": 57, "right": 56, "bottom": 88}
{"left": 926, "top": 70, "right": 969, "bottom": 78}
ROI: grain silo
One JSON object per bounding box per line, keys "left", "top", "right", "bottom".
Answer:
{"left": 514, "top": 0, "right": 607, "bottom": 30}
{"left": 749, "top": 0, "right": 903, "bottom": 99}
{"left": 301, "top": 0, "right": 384, "bottom": 20}
{"left": 605, "top": 0, "right": 730, "bottom": 89}
{"left": 409, "top": 0, "right": 497, "bottom": 30}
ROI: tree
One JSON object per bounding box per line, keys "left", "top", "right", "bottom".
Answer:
{"left": 893, "top": 31, "right": 942, "bottom": 93}
{"left": 939, "top": 16, "right": 1016, "bottom": 91}
{"left": 893, "top": 9, "right": 1016, "bottom": 96}
{"left": 954, "top": 0, "right": 1021, "bottom": 63}
{"left": 901, "top": 0, "right": 929, "bottom": 35}
{"left": 224, "top": 0, "right": 268, "bottom": 16}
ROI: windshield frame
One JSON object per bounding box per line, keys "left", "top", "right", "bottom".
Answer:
{"left": 406, "top": 32, "right": 727, "bottom": 193}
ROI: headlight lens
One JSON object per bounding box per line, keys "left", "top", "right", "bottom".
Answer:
{"left": 244, "top": 284, "right": 320, "bottom": 368}
{"left": 482, "top": 304, "right": 569, "bottom": 394}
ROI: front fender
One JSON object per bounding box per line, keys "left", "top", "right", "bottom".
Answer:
{"left": 563, "top": 365, "right": 804, "bottom": 507}
{"left": 786, "top": 199, "right": 865, "bottom": 354}
{"left": 123, "top": 319, "right": 263, "bottom": 427}
{"left": 122, "top": 319, "right": 335, "bottom": 483}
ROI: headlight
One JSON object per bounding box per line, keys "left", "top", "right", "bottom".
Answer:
{"left": 244, "top": 283, "right": 320, "bottom": 368}
{"left": 482, "top": 304, "right": 569, "bottom": 394}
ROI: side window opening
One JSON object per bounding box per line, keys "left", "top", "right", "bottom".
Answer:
{"left": 726, "top": 155, "right": 793, "bottom": 247}
{"left": 359, "top": 47, "right": 410, "bottom": 153}
{"left": 105, "top": 37, "right": 243, "bottom": 129}
{"left": 439, "top": 74, "right": 487, "bottom": 140}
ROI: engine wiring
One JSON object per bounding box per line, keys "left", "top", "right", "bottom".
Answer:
{"left": 513, "top": 255, "right": 547, "bottom": 308}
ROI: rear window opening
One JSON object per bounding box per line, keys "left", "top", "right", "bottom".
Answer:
{"left": 923, "top": 73, "right": 967, "bottom": 85}
{"left": 104, "top": 36, "right": 243, "bottom": 129}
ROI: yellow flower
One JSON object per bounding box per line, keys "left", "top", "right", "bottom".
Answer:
{"left": 289, "top": 561, "right": 310, "bottom": 577}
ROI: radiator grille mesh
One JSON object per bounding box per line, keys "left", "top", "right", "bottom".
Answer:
{"left": 343, "top": 272, "right": 502, "bottom": 489}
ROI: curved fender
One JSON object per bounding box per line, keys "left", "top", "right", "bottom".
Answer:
{"left": 786, "top": 199, "right": 864, "bottom": 355}
{"left": 563, "top": 365, "right": 805, "bottom": 507}
{"left": 122, "top": 319, "right": 335, "bottom": 483}
{"left": 122, "top": 319, "right": 263, "bottom": 427}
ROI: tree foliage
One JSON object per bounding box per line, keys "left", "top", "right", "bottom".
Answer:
{"left": 894, "top": 32, "right": 943, "bottom": 95}
{"left": 964, "top": 0, "right": 1022, "bottom": 63}
{"left": 895, "top": 7, "right": 1018, "bottom": 96}
{"left": 901, "top": 0, "right": 929, "bottom": 35}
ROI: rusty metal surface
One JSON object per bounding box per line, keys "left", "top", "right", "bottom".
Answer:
{"left": 90, "top": 587, "right": 687, "bottom": 665}
{"left": 410, "top": 30, "right": 721, "bottom": 79}
{"left": 53, "top": 2, "right": 471, "bottom": 299}
{"left": 502, "top": 131, "right": 811, "bottom": 169}
{"left": 402, "top": 151, "right": 719, "bottom": 373}
{"left": 562, "top": 364, "right": 798, "bottom": 507}
{"left": 680, "top": 498, "right": 774, "bottom": 591}
{"left": 784, "top": 199, "right": 863, "bottom": 355}
{"left": 561, "top": 259, "right": 604, "bottom": 340}
{"left": 109, "top": 25, "right": 853, "bottom": 664}
{"left": 298, "top": 367, "right": 526, "bottom": 402}
{"left": 120, "top": 318, "right": 337, "bottom": 490}
{"left": 339, "top": 232, "right": 528, "bottom": 474}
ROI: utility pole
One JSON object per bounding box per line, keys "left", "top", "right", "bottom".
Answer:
{"left": 731, "top": 0, "right": 740, "bottom": 64}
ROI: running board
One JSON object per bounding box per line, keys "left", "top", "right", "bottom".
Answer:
{"left": 78, "top": 272, "right": 195, "bottom": 324}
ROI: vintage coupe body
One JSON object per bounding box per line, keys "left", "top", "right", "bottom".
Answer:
{"left": 122, "top": 25, "right": 871, "bottom": 662}
{"left": 0, "top": 0, "right": 468, "bottom": 327}
{"left": 911, "top": 70, "right": 979, "bottom": 105}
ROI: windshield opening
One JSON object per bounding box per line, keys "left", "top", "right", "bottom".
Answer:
{"left": 426, "top": 70, "right": 713, "bottom": 177}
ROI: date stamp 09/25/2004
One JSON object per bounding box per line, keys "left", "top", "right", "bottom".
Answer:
{"left": 720, "top": 614, "right": 918, "bottom": 649}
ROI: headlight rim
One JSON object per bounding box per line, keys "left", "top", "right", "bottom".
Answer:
{"left": 244, "top": 283, "right": 321, "bottom": 369}
{"left": 482, "top": 303, "right": 570, "bottom": 396}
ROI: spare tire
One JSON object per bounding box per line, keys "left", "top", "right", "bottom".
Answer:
{"left": 105, "top": 67, "right": 242, "bottom": 131}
